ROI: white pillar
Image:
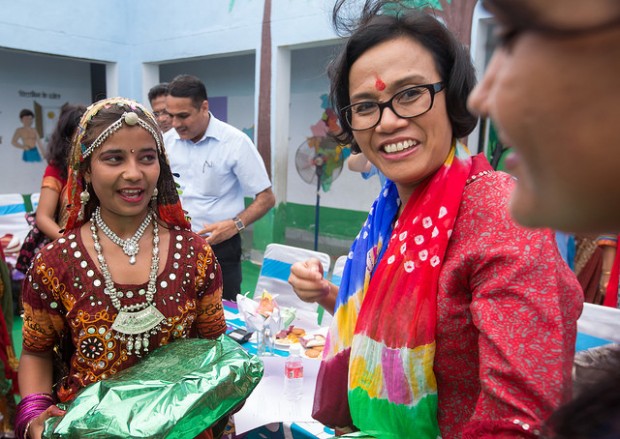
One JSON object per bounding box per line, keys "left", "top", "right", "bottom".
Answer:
{"left": 142, "top": 63, "right": 161, "bottom": 108}
{"left": 273, "top": 46, "right": 292, "bottom": 205}
{"left": 105, "top": 63, "right": 119, "bottom": 98}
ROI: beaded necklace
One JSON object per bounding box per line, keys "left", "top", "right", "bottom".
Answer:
{"left": 90, "top": 210, "right": 164, "bottom": 356}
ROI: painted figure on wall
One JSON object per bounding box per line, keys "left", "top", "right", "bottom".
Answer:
{"left": 305, "top": 94, "right": 349, "bottom": 192}
{"left": 11, "top": 109, "right": 43, "bottom": 162}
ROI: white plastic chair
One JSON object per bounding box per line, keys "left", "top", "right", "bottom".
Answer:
{"left": 576, "top": 302, "right": 620, "bottom": 351}
{"left": 573, "top": 302, "right": 620, "bottom": 395}
{"left": 319, "top": 254, "right": 350, "bottom": 328}
{"left": 0, "top": 193, "right": 29, "bottom": 246}
{"left": 253, "top": 243, "right": 331, "bottom": 327}
{"left": 330, "top": 254, "right": 349, "bottom": 287}
{"left": 30, "top": 192, "right": 40, "bottom": 211}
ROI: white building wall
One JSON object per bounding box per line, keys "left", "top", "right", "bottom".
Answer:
{"left": 0, "top": 0, "right": 485, "bottom": 214}
{"left": 0, "top": 0, "right": 126, "bottom": 61}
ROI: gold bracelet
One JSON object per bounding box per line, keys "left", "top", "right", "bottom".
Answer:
{"left": 602, "top": 270, "right": 612, "bottom": 275}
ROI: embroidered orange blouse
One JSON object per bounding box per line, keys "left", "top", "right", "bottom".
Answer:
{"left": 22, "top": 227, "right": 226, "bottom": 402}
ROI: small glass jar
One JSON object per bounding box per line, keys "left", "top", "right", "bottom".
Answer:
{"left": 255, "top": 326, "right": 275, "bottom": 356}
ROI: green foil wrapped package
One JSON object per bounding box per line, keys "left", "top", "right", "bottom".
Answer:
{"left": 43, "top": 336, "right": 263, "bottom": 438}
{"left": 330, "top": 433, "right": 377, "bottom": 438}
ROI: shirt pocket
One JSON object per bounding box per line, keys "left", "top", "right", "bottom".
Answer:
{"left": 197, "top": 161, "right": 233, "bottom": 198}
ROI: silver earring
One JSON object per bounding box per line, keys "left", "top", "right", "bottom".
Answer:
{"left": 78, "top": 186, "right": 90, "bottom": 221}
{"left": 80, "top": 188, "right": 90, "bottom": 206}
{"left": 151, "top": 187, "right": 159, "bottom": 208}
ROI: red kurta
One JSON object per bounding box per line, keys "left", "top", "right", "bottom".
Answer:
{"left": 435, "top": 158, "right": 583, "bottom": 438}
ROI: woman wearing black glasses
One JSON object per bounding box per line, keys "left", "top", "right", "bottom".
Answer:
{"left": 288, "top": 1, "right": 582, "bottom": 438}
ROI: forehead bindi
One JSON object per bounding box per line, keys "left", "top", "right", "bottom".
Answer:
{"left": 374, "top": 75, "right": 386, "bottom": 91}
{"left": 350, "top": 37, "right": 438, "bottom": 89}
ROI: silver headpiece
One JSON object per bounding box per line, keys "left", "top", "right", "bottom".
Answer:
{"left": 82, "top": 111, "right": 163, "bottom": 158}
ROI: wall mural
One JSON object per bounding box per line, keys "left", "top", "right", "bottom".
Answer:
{"left": 293, "top": 94, "right": 351, "bottom": 248}
{"left": 397, "top": 0, "right": 477, "bottom": 45}
{"left": 11, "top": 107, "right": 43, "bottom": 163}
{"left": 9, "top": 101, "right": 65, "bottom": 163}
{"left": 296, "top": 93, "right": 349, "bottom": 193}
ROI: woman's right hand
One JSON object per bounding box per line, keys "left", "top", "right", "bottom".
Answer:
{"left": 29, "top": 405, "right": 66, "bottom": 439}
{"left": 288, "top": 258, "right": 331, "bottom": 303}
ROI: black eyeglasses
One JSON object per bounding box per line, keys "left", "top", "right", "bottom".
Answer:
{"left": 341, "top": 82, "right": 445, "bottom": 131}
{"left": 153, "top": 110, "right": 171, "bottom": 119}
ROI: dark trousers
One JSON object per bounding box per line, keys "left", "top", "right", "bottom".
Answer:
{"left": 211, "top": 234, "right": 242, "bottom": 301}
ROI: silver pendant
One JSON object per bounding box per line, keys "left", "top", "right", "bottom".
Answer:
{"left": 123, "top": 240, "right": 139, "bottom": 261}
{"left": 112, "top": 305, "right": 164, "bottom": 356}
{"left": 112, "top": 304, "right": 165, "bottom": 335}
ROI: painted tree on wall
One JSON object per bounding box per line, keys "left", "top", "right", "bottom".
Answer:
{"left": 398, "top": 0, "right": 477, "bottom": 46}
{"left": 228, "top": 0, "right": 272, "bottom": 178}
{"left": 256, "top": 0, "right": 272, "bottom": 178}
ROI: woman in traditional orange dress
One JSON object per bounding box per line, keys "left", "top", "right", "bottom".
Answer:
{"left": 16, "top": 98, "right": 227, "bottom": 439}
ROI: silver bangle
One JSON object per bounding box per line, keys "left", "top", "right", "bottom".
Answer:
{"left": 24, "top": 419, "right": 34, "bottom": 439}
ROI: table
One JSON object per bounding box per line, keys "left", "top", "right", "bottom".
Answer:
{"left": 223, "top": 300, "right": 290, "bottom": 357}
{"left": 225, "top": 300, "right": 620, "bottom": 438}
{"left": 222, "top": 300, "right": 335, "bottom": 439}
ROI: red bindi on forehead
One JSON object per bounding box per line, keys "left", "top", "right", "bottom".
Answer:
{"left": 374, "top": 75, "right": 386, "bottom": 91}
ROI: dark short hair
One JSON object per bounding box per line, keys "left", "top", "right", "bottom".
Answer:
{"left": 46, "top": 103, "right": 87, "bottom": 180}
{"left": 148, "top": 82, "right": 169, "bottom": 104}
{"left": 168, "top": 74, "right": 208, "bottom": 109}
{"left": 19, "top": 109, "right": 34, "bottom": 119}
{"left": 329, "top": 0, "right": 478, "bottom": 152}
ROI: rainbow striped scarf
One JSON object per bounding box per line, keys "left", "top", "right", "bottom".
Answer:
{"left": 313, "top": 142, "right": 471, "bottom": 438}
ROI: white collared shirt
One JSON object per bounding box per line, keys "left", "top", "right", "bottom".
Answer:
{"left": 164, "top": 113, "right": 271, "bottom": 231}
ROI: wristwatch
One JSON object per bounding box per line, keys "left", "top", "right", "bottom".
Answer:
{"left": 232, "top": 216, "right": 245, "bottom": 232}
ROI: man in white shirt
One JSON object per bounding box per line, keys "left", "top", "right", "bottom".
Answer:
{"left": 164, "top": 74, "right": 275, "bottom": 301}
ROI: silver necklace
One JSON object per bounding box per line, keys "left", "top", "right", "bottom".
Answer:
{"left": 90, "top": 212, "right": 165, "bottom": 356}
{"left": 94, "top": 207, "right": 152, "bottom": 265}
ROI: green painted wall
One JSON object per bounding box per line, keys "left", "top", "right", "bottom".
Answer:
{"left": 247, "top": 198, "right": 368, "bottom": 251}
{"left": 283, "top": 202, "right": 367, "bottom": 239}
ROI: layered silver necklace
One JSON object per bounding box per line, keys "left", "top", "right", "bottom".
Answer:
{"left": 90, "top": 209, "right": 165, "bottom": 356}
{"left": 93, "top": 207, "right": 152, "bottom": 265}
